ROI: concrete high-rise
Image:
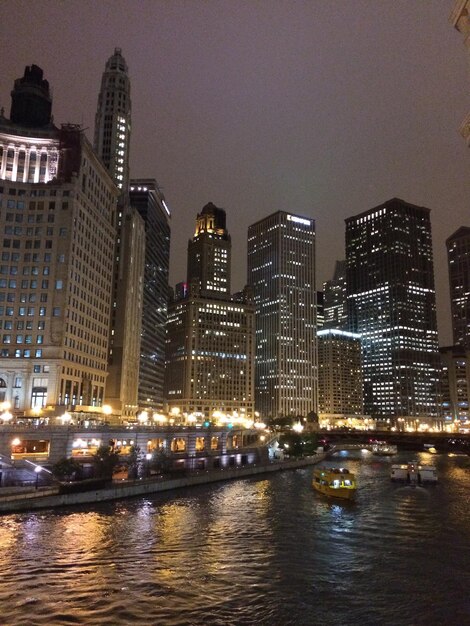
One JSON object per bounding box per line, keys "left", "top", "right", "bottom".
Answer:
{"left": 130, "top": 180, "right": 171, "bottom": 411}
{"left": 0, "top": 65, "right": 118, "bottom": 414}
{"left": 247, "top": 211, "right": 317, "bottom": 419}
{"left": 93, "top": 48, "right": 131, "bottom": 192}
{"left": 446, "top": 227, "right": 470, "bottom": 349}
{"left": 165, "top": 204, "right": 254, "bottom": 419}
{"left": 346, "top": 198, "right": 441, "bottom": 423}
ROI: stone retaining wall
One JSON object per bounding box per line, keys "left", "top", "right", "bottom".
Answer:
{"left": 0, "top": 454, "right": 326, "bottom": 513}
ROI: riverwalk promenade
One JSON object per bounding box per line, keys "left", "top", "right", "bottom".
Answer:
{"left": 0, "top": 453, "right": 327, "bottom": 513}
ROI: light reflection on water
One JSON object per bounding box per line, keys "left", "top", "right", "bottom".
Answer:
{"left": 0, "top": 452, "right": 469, "bottom": 625}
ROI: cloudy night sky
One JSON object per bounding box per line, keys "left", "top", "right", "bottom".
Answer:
{"left": 1, "top": 0, "right": 468, "bottom": 344}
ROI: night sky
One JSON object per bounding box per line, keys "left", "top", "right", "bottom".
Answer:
{"left": 1, "top": 1, "right": 468, "bottom": 344}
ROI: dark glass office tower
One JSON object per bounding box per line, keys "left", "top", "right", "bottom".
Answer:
{"left": 130, "top": 180, "right": 171, "bottom": 410}
{"left": 447, "top": 227, "right": 470, "bottom": 349}
{"left": 346, "top": 198, "right": 440, "bottom": 422}
{"left": 247, "top": 211, "right": 317, "bottom": 419}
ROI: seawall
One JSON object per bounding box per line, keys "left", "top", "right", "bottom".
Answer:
{"left": 0, "top": 454, "right": 327, "bottom": 513}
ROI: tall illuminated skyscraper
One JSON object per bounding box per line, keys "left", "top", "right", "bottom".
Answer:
{"left": 165, "top": 204, "right": 254, "bottom": 419}
{"left": 93, "top": 48, "right": 131, "bottom": 192}
{"left": 447, "top": 227, "right": 470, "bottom": 349}
{"left": 93, "top": 49, "right": 145, "bottom": 419}
{"left": 323, "top": 260, "right": 348, "bottom": 331}
{"left": 130, "top": 180, "right": 171, "bottom": 411}
{"left": 346, "top": 198, "right": 440, "bottom": 423}
{"left": 187, "top": 203, "right": 231, "bottom": 299}
{"left": 247, "top": 211, "right": 317, "bottom": 418}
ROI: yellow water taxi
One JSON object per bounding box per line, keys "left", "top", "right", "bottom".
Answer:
{"left": 312, "top": 467, "right": 357, "bottom": 500}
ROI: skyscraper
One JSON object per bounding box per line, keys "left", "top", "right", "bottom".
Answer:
{"left": 93, "top": 49, "right": 145, "bottom": 418}
{"left": 93, "top": 48, "right": 131, "bottom": 192}
{"left": 323, "top": 260, "right": 348, "bottom": 331}
{"left": 165, "top": 204, "right": 254, "bottom": 419}
{"left": 447, "top": 227, "right": 470, "bottom": 348}
{"left": 346, "top": 198, "right": 440, "bottom": 423}
{"left": 130, "top": 180, "right": 171, "bottom": 411}
{"left": 0, "top": 65, "right": 118, "bottom": 414}
{"left": 187, "top": 203, "right": 231, "bottom": 299}
{"left": 247, "top": 211, "right": 317, "bottom": 419}
{"left": 317, "top": 328, "right": 364, "bottom": 423}
{"left": 439, "top": 345, "right": 469, "bottom": 428}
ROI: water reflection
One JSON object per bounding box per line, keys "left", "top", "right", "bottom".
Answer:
{"left": 0, "top": 452, "right": 469, "bottom": 625}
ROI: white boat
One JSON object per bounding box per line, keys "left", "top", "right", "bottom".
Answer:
{"left": 391, "top": 460, "right": 437, "bottom": 484}
{"left": 371, "top": 442, "right": 397, "bottom": 456}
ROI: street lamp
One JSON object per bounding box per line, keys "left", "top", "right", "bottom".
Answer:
{"left": 137, "top": 411, "right": 149, "bottom": 425}
{"left": 59, "top": 412, "right": 72, "bottom": 425}
{"left": 145, "top": 453, "right": 152, "bottom": 477}
{"left": 34, "top": 465, "right": 42, "bottom": 490}
{"left": 1, "top": 411, "right": 13, "bottom": 423}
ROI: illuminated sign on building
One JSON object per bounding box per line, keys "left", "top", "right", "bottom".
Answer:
{"left": 287, "top": 214, "right": 311, "bottom": 226}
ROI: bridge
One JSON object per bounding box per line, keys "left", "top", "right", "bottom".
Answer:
{"left": 320, "top": 431, "right": 470, "bottom": 454}
{"left": 328, "top": 443, "right": 386, "bottom": 453}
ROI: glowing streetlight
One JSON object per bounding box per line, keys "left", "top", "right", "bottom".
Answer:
{"left": 102, "top": 404, "right": 112, "bottom": 416}
{"left": 1, "top": 411, "right": 13, "bottom": 423}
{"left": 59, "top": 412, "right": 72, "bottom": 425}
{"left": 34, "top": 465, "right": 42, "bottom": 490}
{"left": 153, "top": 413, "right": 167, "bottom": 424}
{"left": 292, "top": 422, "right": 304, "bottom": 433}
{"left": 137, "top": 411, "right": 149, "bottom": 425}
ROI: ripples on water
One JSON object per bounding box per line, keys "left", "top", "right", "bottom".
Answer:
{"left": 0, "top": 452, "right": 469, "bottom": 626}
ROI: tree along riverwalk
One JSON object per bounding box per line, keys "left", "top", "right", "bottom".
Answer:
{"left": 0, "top": 453, "right": 327, "bottom": 513}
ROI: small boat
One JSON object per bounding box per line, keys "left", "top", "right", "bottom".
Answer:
{"left": 371, "top": 442, "right": 398, "bottom": 456}
{"left": 312, "top": 467, "right": 357, "bottom": 500}
{"left": 390, "top": 461, "right": 437, "bottom": 484}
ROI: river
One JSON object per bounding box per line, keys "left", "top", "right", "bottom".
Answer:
{"left": 0, "top": 451, "right": 469, "bottom": 626}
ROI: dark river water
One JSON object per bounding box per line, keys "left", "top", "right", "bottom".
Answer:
{"left": 1, "top": 451, "right": 469, "bottom": 626}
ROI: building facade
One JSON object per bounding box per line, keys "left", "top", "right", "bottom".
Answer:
{"left": 247, "top": 211, "right": 317, "bottom": 419}
{"left": 130, "top": 180, "right": 171, "bottom": 411}
{"left": 165, "top": 292, "right": 255, "bottom": 419}
{"left": 0, "top": 65, "right": 118, "bottom": 415}
{"left": 439, "top": 345, "right": 470, "bottom": 429}
{"left": 187, "top": 202, "right": 231, "bottom": 299}
{"left": 93, "top": 49, "right": 145, "bottom": 418}
{"left": 165, "top": 204, "right": 254, "bottom": 419}
{"left": 323, "top": 260, "right": 348, "bottom": 331}
{"left": 105, "top": 207, "right": 145, "bottom": 416}
{"left": 317, "top": 329, "right": 363, "bottom": 417}
{"left": 345, "top": 198, "right": 441, "bottom": 423}
{"left": 446, "top": 227, "right": 470, "bottom": 349}
{"left": 93, "top": 48, "right": 131, "bottom": 192}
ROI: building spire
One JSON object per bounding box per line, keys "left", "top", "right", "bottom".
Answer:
{"left": 93, "top": 48, "right": 131, "bottom": 192}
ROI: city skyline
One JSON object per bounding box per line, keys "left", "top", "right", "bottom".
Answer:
{"left": 1, "top": 1, "right": 469, "bottom": 344}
